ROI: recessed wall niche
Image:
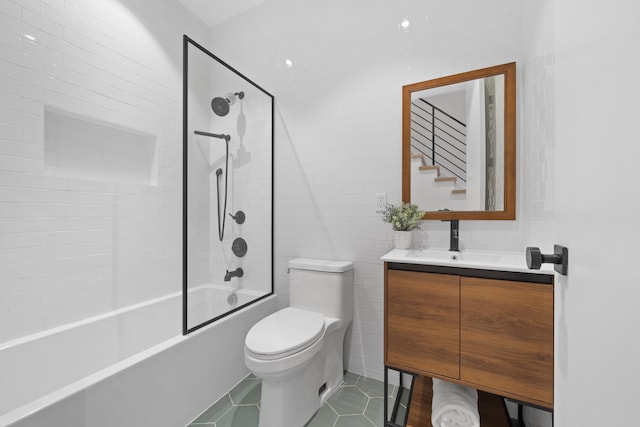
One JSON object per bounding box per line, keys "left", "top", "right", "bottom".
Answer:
{"left": 44, "top": 107, "right": 158, "bottom": 185}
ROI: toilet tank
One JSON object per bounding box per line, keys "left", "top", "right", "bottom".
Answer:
{"left": 288, "top": 258, "right": 354, "bottom": 324}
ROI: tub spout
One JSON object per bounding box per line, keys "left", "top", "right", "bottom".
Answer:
{"left": 224, "top": 268, "right": 244, "bottom": 281}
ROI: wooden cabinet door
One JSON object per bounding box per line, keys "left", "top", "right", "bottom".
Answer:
{"left": 460, "top": 277, "right": 554, "bottom": 407}
{"left": 385, "top": 270, "right": 460, "bottom": 379}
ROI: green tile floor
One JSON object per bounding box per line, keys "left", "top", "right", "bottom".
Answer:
{"left": 187, "top": 372, "right": 407, "bottom": 427}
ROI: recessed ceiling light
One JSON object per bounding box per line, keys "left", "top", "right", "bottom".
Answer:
{"left": 285, "top": 59, "right": 294, "bottom": 68}
{"left": 400, "top": 18, "right": 410, "bottom": 30}
{"left": 24, "top": 34, "right": 36, "bottom": 41}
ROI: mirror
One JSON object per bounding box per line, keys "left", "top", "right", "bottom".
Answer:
{"left": 402, "top": 62, "right": 516, "bottom": 220}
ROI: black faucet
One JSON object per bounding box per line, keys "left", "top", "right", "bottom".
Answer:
{"left": 441, "top": 219, "right": 460, "bottom": 252}
{"left": 224, "top": 268, "right": 244, "bottom": 281}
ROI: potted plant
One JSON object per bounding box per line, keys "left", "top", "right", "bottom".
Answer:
{"left": 381, "top": 202, "right": 425, "bottom": 249}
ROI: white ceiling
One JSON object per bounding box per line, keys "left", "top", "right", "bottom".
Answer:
{"left": 177, "top": 0, "right": 266, "bottom": 28}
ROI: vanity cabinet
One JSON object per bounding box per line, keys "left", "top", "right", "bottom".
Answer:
{"left": 386, "top": 270, "right": 460, "bottom": 379}
{"left": 460, "top": 276, "right": 553, "bottom": 406}
{"left": 384, "top": 263, "right": 554, "bottom": 409}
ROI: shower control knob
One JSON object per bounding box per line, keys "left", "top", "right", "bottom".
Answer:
{"left": 232, "top": 238, "right": 248, "bottom": 257}
{"left": 229, "top": 210, "right": 246, "bottom": 224}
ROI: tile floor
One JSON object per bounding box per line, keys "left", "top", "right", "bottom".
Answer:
{"left": 187, "top": 372, "right": 407, "bottom": 427}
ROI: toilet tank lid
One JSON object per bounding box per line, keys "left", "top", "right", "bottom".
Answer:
{"left": 289, "top": 258, "right": 353, "bottom": 272}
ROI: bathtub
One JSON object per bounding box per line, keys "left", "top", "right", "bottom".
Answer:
{"left": 188, "top": 284, "right": 268, "bottom": 328}
{"left": 0, "top": 286, "right": 276, "bottom": 427}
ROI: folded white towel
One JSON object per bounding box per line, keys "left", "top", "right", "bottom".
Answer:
{"left": 431, "top": 378, "right": 480, "bottom": 427}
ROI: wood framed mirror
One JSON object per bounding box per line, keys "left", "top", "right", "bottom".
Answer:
{"left": 402, "top": 62, "right": 516, "bottom": 220}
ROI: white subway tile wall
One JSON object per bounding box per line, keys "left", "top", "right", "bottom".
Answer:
{"left": 1, "top": 0, "right": 559, "bottom": 390}
{"left": 520, "top": 0, "right": 557, "bottom": 254}
{"left": 207, "top": 0, "right": 528, "bottom": 381}
{"left": 0, "top": 0, "right": 208, "bottom": 343}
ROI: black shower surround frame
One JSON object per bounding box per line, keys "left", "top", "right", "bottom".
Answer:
{"left": 182, "top": 35, "right": 274, "bottom": 335}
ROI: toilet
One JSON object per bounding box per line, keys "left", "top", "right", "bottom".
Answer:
{"left": 245, "top": 258, "right": 354, "bottom": 427}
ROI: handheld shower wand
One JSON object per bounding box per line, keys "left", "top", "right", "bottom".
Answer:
{"left": 192, "top": 89, "right": 247, "bottom": 241}
{"left": 193, "top": 130, "right": 231, "bottom": 241}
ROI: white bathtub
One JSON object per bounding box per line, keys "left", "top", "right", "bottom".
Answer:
{"left": 188, "top": 284, "right": 268, "bottom": 328}
{"left": 0, "top": 287, "right": 276, "bottom": 427}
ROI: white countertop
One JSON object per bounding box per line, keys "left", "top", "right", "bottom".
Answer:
{"left": 381, "top": 248, "right": 555, "bottom": 275}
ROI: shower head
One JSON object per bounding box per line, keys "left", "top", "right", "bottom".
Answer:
{"left": 211, "top": 91, "right": 245, "bottom": 117}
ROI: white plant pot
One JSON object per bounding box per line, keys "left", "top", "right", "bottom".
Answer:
{"left": 393, "top": 231, "right": 412, "bottom": 249}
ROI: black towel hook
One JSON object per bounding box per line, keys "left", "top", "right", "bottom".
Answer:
{"left": 526, "top": 245, "right": 568, "bottom": 275}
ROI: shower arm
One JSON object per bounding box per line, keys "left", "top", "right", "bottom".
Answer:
{"left": 194, "top": 130, "right": 230, "bottom": 142}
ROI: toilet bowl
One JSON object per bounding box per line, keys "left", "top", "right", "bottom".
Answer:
{"left": 245, "top": 308, "right": 326, "bottom": 375}
{"left": 244, "top": 258, "right": 353, "bottom": 427}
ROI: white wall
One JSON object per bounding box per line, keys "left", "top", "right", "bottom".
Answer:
{"left": 523, "top": 1, "right": 640, "bottom": 426}
{"left": 520, "top": 1, "right": 556, "bottom": 424}
{"left": 185, "top": 40, "right": 273, "bottom": 311}
{"left": 208, "top": 0, "right": 524, "bottom": 381}
{"left": 521, "top": 0, "right": 556, "bottom": 306}
{"left": 185, "top": 39, "right": 213, "bottom": 292}
{"left": 551, "top": 1, "right": 640, "bottom": 426}
{"left": 203, "top": 81, "right": 273, "bottom": 295}
{"left": 12, "top": 2, "right": 638, "bottom": 426}
{"left": 0, "top": 0, "right": 208, "bottom": 343}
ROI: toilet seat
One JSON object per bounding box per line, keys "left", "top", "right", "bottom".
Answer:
{"left": 245, "top": 307, "right": 325, "bottom": 360}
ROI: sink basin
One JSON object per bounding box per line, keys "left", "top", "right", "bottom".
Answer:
{"left": 449, "top": 251, "right": 507, "bottom": 263}
{"left": 381, "top": 248, "right": 551, "bottom": 274}
{"left": 402, "top": 249, "right": 516, "bottom": 263}
{"left": 405, "top": 249, "right": 458, "bottom": 261}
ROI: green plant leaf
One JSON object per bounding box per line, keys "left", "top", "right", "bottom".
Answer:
{"left": 380, "top": 202, "right": 425, "bottom": 231}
